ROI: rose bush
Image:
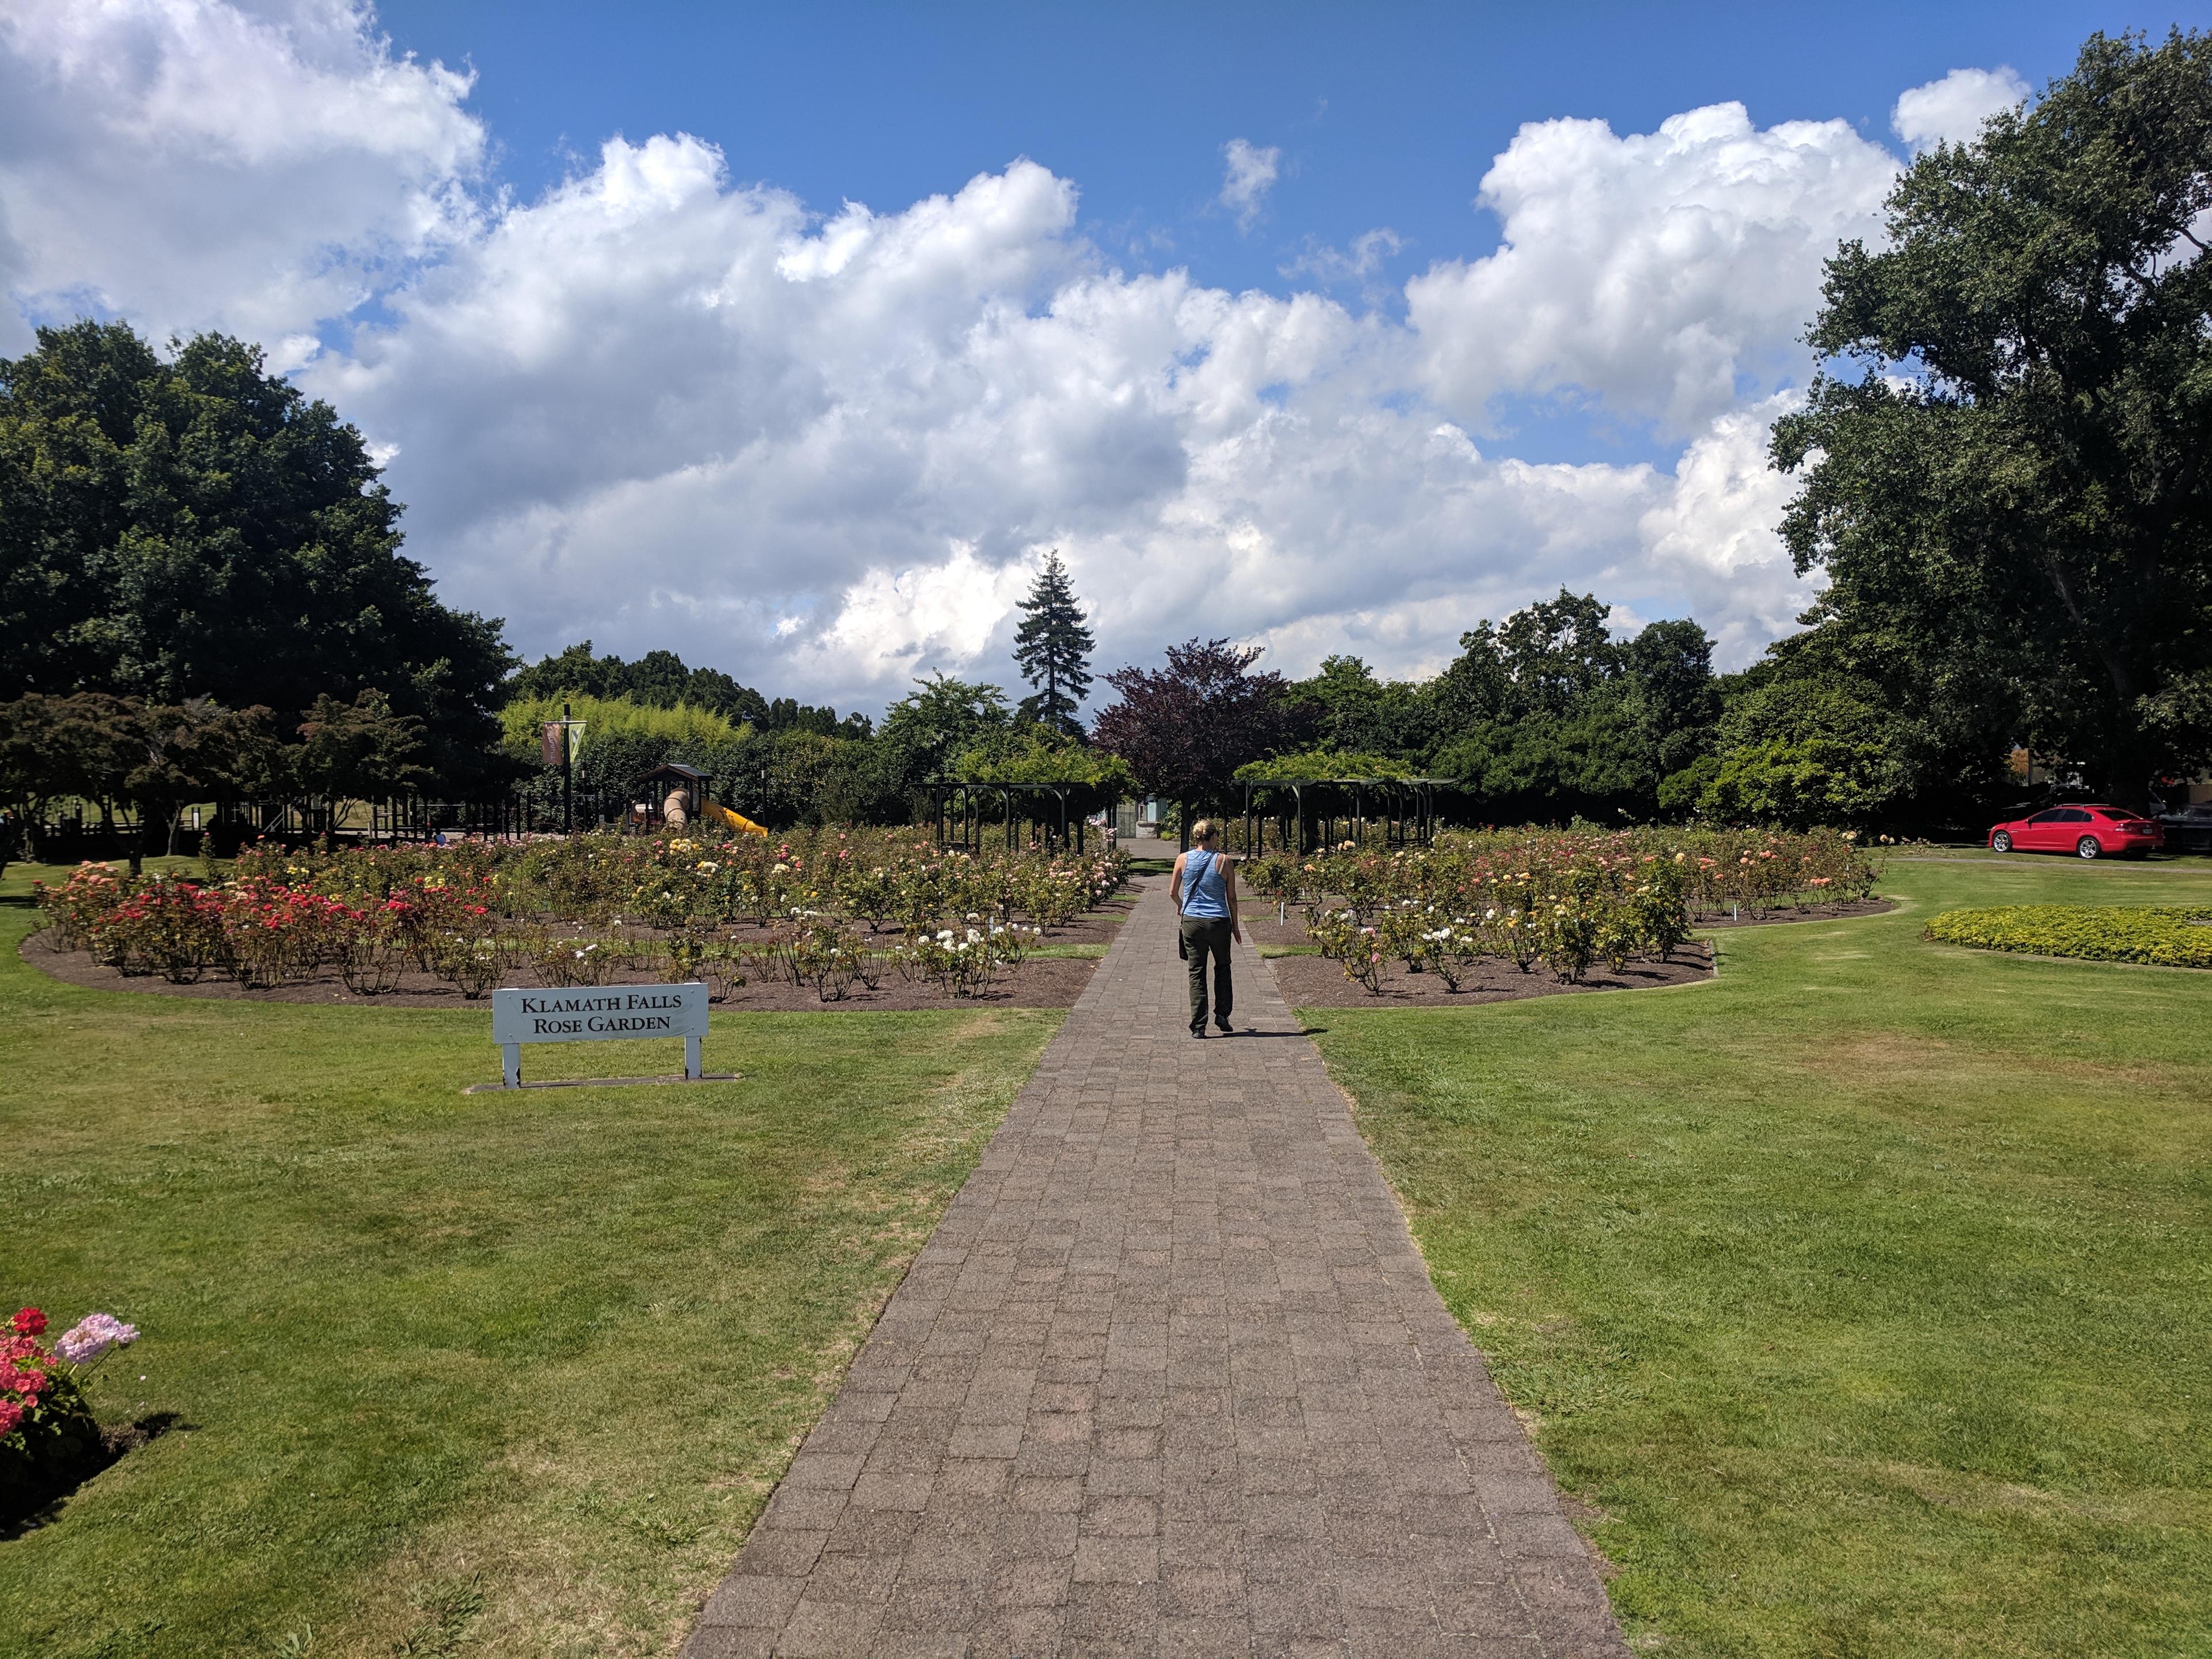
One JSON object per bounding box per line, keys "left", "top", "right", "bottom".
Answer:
{"left": 1287, "top": 827, "right": 1860, "bottom": 991}
{"left": 40, "top": 829, "right": 1132, "bottom": 1002}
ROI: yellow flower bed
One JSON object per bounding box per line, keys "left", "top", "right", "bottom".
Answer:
{"left": 1924, "top": 904, "right": 2212, "bottom": 969}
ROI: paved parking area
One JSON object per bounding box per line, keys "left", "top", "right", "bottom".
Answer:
{"left": 684, "top": 866, "right": 1629, "bottom": 1657}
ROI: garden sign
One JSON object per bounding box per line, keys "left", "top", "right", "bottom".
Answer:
{"left": 488, "top": 982, "right": 710, "bottom": 1088}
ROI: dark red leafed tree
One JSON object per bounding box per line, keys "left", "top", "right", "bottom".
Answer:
{"left": 1091, "top": 638, "right": 1298, "bottom": 809}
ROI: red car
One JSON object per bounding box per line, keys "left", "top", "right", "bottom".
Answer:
{"left": 1988, "top": 804, "right": 2164, "bottom": 859}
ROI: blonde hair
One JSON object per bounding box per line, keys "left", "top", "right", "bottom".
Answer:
{"left": 1191, "top": 819, "right": 1218, "bottom": 843}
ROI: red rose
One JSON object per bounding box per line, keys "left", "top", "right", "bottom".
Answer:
{"left": 11, "top": 1308, "right": 45, "bottom": 1337}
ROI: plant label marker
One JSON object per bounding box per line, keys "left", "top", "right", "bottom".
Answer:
{"left": 488, "top": 983, "right": 713, "bottom": 1088}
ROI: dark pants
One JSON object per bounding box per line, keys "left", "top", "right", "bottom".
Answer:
{"left": 1181, "top": 916, "right": 1233, "bottom": 1031}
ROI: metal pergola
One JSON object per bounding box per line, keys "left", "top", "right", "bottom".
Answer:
{"left": 927, "top": 779, "right": 1121, "bottom": 854}
{"left": 1234, "top": 777, "right": 1464, "bottom": 854}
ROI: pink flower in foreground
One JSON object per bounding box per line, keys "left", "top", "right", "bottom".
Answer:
{"left": 55, "top": 1312, "right": 139, "bottom": 1366}
{"left": 0, "top": 1400, "right": 21, "bottom": 1436}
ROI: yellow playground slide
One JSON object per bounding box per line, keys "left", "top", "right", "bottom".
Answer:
{"left": 707, "top": 801, "right": 770, "bottom": 837}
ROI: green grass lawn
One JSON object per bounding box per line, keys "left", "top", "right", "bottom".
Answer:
{"left": 0, "top": 860, "right": 1059, "bottom": 1657}
{"left": 1309, "top": 853, "right": 2212, "bottom": 1658}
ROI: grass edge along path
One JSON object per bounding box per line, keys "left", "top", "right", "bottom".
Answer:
{"left": 0, "top": 859, "right": 1062, "bottom": 1658}
{"left": 1306, "top": 853, "right": 2212, "bottom": 1659}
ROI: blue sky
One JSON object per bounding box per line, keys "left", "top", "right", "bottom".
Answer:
{"left": 370, "top": 2, "right": 2175, "bottom": 294}
{"left": 4, "top": 2, "right": 2205, "bottom": 711}
{"left": 373, "top": 1, "right": 2199, "bottom": 476}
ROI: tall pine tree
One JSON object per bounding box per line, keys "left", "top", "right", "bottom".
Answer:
{"left": 1012, "top": 551, "right": 1096, "bottom": 736}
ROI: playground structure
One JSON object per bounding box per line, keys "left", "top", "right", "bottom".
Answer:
{"left": 707, "top": 801, "right": 770, "bottom": 837}
{"left": 634, "top": 763, "right": 768, "bottom": 837}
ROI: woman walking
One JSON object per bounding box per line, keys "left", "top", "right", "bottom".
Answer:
{"left": 1172, "top": 819, "right": 1243, "bottom": 1037}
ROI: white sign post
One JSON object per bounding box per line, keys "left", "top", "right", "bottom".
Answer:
{"left": 489, "top": 983, "right": 711, "bottom": 1088}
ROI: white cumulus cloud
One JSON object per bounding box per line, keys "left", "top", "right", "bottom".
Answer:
{"left": 1635, "top": 393, "right": 1819, "bottom": 662}
{"left": 0, "top": 0, "right": 484, "bottom": 359}
{"left": 1, "top": 0, "right": 1934, "bottom": 710}
{"left": 1406, "top": 103, "right": 1896, "bottom": 437}
{"left": 1892, "top": 66, "right": 2029, "bottom": 153}
{"left": 1219, "top": 137, "right": 1281, "bottom": 231}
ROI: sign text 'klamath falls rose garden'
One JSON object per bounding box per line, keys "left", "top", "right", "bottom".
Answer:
{"left": 489, "top": 982, "right": 710, "bottom": 1088}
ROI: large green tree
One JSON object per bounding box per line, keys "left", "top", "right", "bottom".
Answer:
{"left": 1696, "top": 676, "right": 1912, "bottom": 828}
{"left": 1011, "top": 551, "right": 1096, "bottom": 735}
{"left": 0, "top": 692, "right": 285, "bottom": 867}
{"left": 0, "top": 320, "right": 512, "bottom": 785}
{"left": 1773, "top": 29, "right": 2212, "bottom": 807}
{"left": 1425, "top": 590, "right": 1719, "bottom": 819}
{"left": 877, "top": 672, "right": 1014, "bottom": 796}
{"left": 1286, "top": 656, "right": 1437, "bottom": 760}
{"left": 506, "top": 641, "right": 870, "bottom": 738}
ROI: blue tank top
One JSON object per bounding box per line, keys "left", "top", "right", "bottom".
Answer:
{"left": 1182, "top": 849, "right": 1230, "bottom": 919}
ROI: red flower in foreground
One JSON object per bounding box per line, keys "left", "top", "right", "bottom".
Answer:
{"left": 12, "top": 1307, "right": 46, "bottom": 1336}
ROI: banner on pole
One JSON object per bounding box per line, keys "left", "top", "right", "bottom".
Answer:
{"left": 540, "top": 720, "right": 587, "bottom": 767}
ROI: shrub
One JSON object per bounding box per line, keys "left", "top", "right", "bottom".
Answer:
{"left": 2, "top": 1305, "right": 139, "bottom": 1527}
{"left": 1305, "top": 909, "right": 1389, "bottom": 994}
{"left": 43, "top": 830, "right": 1133, "bottom": 1002}
{"left": 1924, "top": 906, "right": 2212, "bottom": 969}
{"left": 1286, "top": 828, "right": 1815, "bottom": 991}
{"left": 32, "top": 863, "right": 130, "bottom": 953}
{"left": 895, "top": 922, "right": 1035, "bottom": 998}
{"left": 1239, "top": 852, "right": 1308, "bottom": 919}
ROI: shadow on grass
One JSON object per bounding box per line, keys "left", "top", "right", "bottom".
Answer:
{"left": 2, "top": 1412, "right": 192, "bottom": 1540}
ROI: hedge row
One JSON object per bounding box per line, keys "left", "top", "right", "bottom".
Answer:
{"left": 1924, "top": 905, "right": 2212, "bottom": 969}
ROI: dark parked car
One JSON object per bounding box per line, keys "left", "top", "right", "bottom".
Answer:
{"left": 1987, "top": 805, "right": 2163, "bottom": 858}
{"left": 2158, "top": 802, "right": 2212, "bottom": 855}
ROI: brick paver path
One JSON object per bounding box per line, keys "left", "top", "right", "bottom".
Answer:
{"left": 685, "top": 864, "right": 1630, "bottom": 1658}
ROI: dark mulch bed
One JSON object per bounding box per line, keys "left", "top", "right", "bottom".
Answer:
{"left": 1269, "top": 941, "right": 1715, "bottom": 1007}
{"left": 1241, "top": 897, "right": 1892, "bottom": 947}
{"left": 1242, "top": 893, "right": 1892, "bottom": 1008}
{"left": 20, "top": 925, "right": 1108, "bottom": 1012}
